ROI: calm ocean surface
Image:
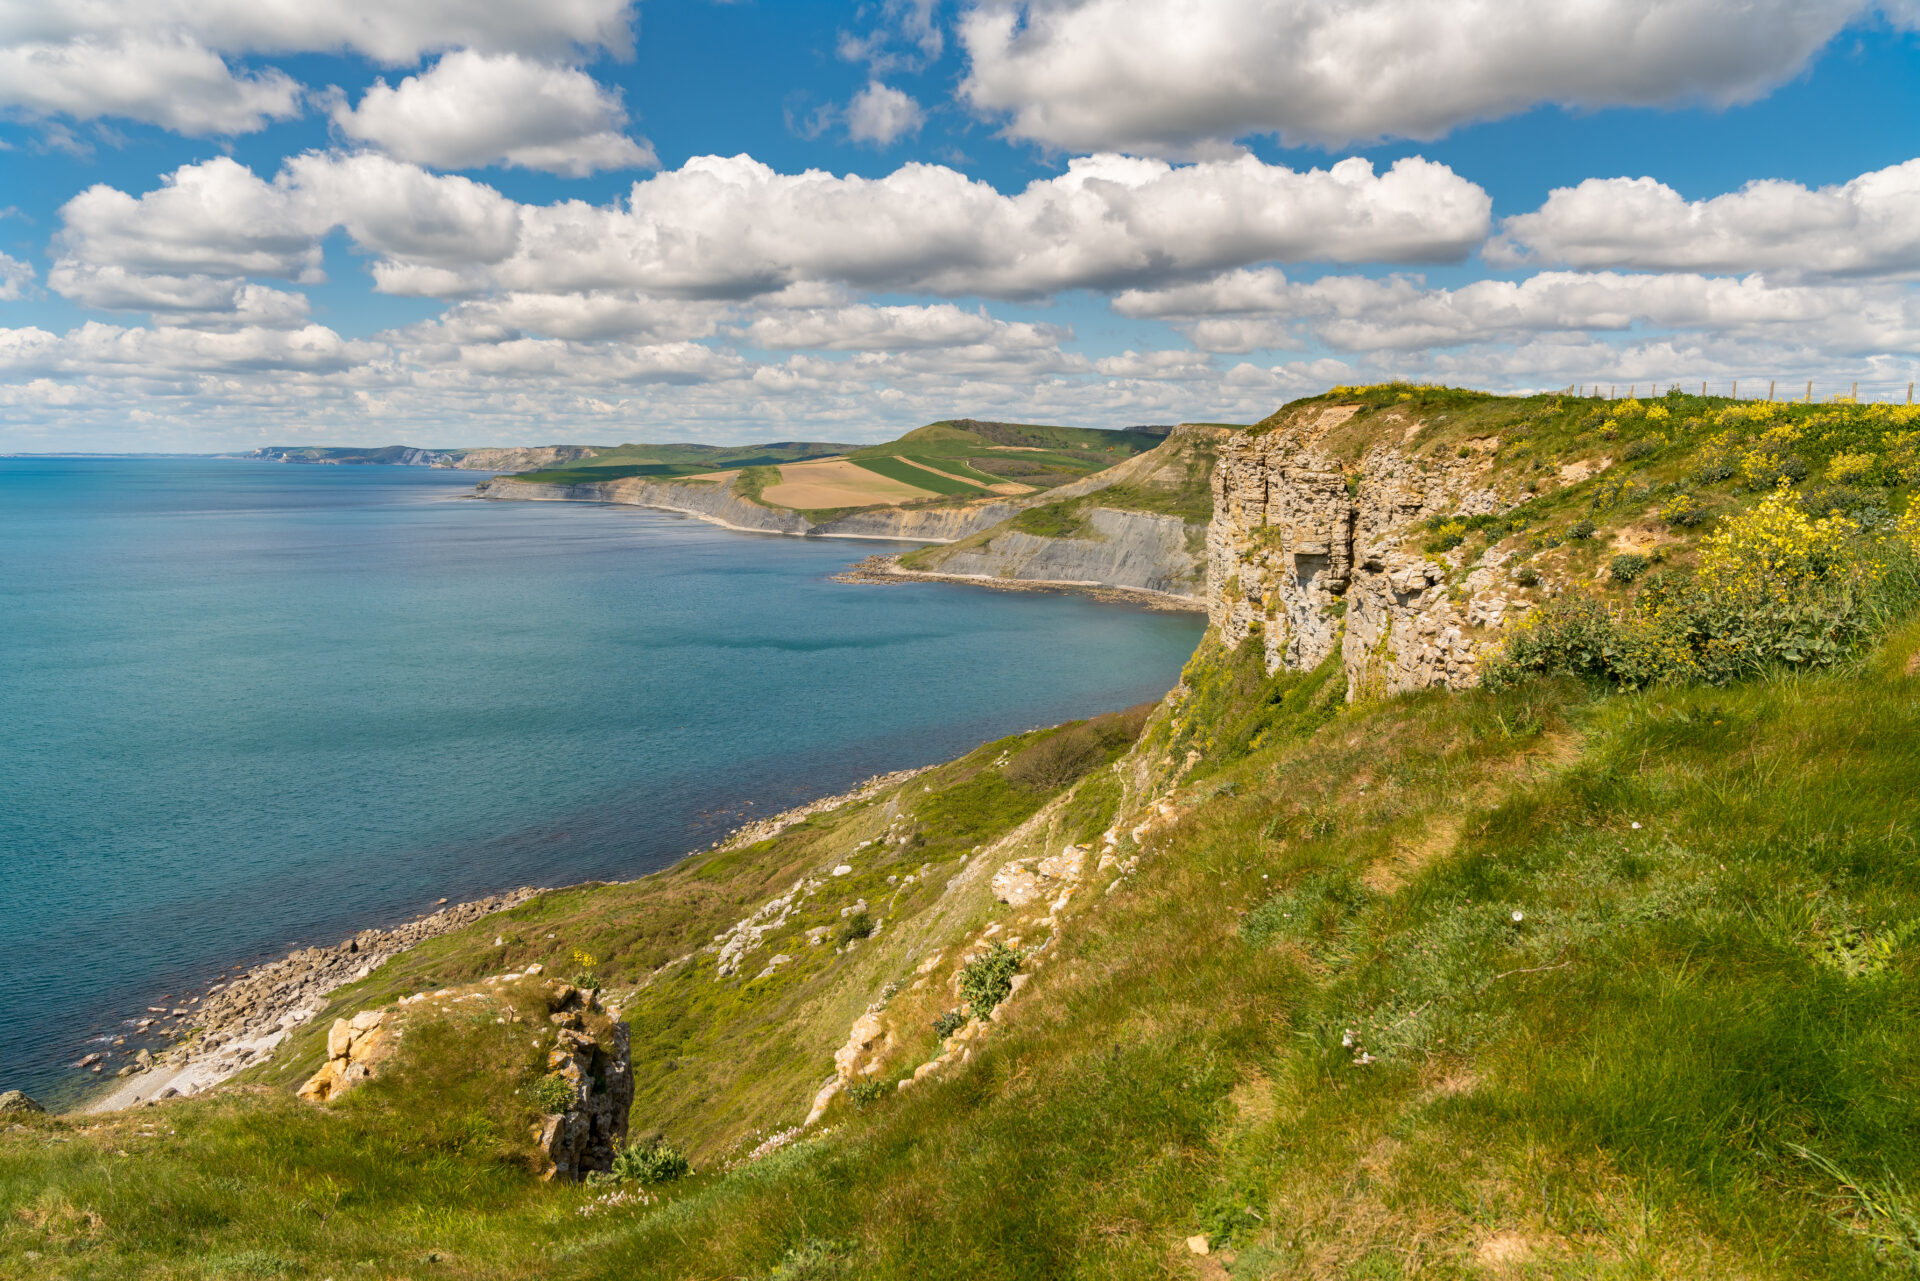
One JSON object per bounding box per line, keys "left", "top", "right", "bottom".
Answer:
{"left": 0, "top": 458, "right": 1204, "bottom": 1102}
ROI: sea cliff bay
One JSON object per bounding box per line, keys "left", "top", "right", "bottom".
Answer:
{"left": 0, "top": 457, "right": 1202, "bottom": 1105}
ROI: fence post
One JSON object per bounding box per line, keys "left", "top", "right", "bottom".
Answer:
{"left": 1732, "top": 380, "right": 1738, "bottom": 400}
{"left": 1851, "top": 381, "right": 1858, "bottom": 401}
{"left": 1768, "top": 380, "right": 1775, "bottom": 402}
{"left": 1805, "top": 380, "right": 1813, "bottom": 403}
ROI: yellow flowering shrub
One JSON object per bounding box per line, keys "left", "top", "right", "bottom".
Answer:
{"left": 1645, "top": 404, "right": 1671, "bottom": 423}
{"left": 1887, "top": 431, "right": 1920, "bottom": 485}
{"left": 1698, "top": 486, "right": 1863, "bottom": 603}
{"left": 1825, "top": 452, "right": 1880, "bottom": 485}
{"left": 1738, "top": 424, "right": 1808, "bottom": 488}
{"left": 1487, "top": 487, "right": 1915, "bottom": 691}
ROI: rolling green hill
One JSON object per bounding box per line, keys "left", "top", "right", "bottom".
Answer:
{"left": 505, "top": 441, "right": 853, "bottom": 485}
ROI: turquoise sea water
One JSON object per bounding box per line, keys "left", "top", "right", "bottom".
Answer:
{"left": 0, "top": 458, "right": 1203, "bottom": 1102}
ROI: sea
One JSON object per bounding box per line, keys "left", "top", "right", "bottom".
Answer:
{"left": 0, "top": 457, "right": 1204, "bottom": 1103}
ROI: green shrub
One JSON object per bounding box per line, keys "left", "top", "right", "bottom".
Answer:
{"left": 959, "top": 943, "right": 1021, "bottom": 1020}
{"left": 1005, "top": 724, "right": 1104, "bottom": 791}
{"left": 1486, "top": 491, "right": 1920, "bottom": 690}
{"left": 931, "top": 1009, "right": 966, "bottom": 1039}
{"left": 768, "top": 1237, "right": 857, "bottom": 1280}
{"left": 1661, "top": 493, "right": 1706, "bottom": 527}
{"left": 1009, "top": 500, "right": 1090, "bottom": 539}
{"left": 1609, "top": 553, "right": 1650, "bottom": 584}
{"left": 1512, "top": 566, "right": 1540, "bottom": 587}
{"left": 845, "top": 1079, "right": 888, "bottom": 1109}
{"left": 835, "top": 911, "right": 874, "bottom": 946}
{"left": 609, "top": 1136, "right": 690, "bottom": 1184}
{"left": 527, "top": 1072, "right": 575, "bottom": 1115}
{"left": 1622, "top": 438, "right": 1662, "bottom": 461}
{"left": 1568, "top": 519, "right": 1596, "bottom": 540}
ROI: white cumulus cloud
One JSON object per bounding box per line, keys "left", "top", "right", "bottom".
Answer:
{"left": 1490, "top": 159, "right": 1920, "bottom": 277}
{"left": 0, "top": 0, "right": 635, "bottom": 134}
{"left": 50, "top": 151, "right": 1491, "bottom": 323}
{"left": 1117, "top": 267, "right": 1920, "bottom": 357}
{"left": 0, "top": 251, "right": 36, "bottom": 301}
{"left": 332, "top": 51, "right": 655, "bottom": 175}
{"left": 844, "top": 82, "right": 926, "bottom": 146}
{"left": 959, "top": 0, "right": 1891, "bottom": 154}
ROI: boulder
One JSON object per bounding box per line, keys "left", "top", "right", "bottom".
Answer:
{"left": 991, "top": 861, "right": 1044, "bottom": 907}
{"left": 0, "top": 1090, "right": 44, "bottom": 1115}
{"left": 300, "top": 1010, "right": 393, "bottom": 1103}
{"left": 832, "top": 1011, "right": 891, "bottom": 1079}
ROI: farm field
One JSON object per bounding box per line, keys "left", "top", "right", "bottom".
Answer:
{"left": 756, "top": 458, "right": 940, "bottom": 508}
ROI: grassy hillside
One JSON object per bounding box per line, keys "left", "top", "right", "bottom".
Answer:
{"left": 847, "top": 420, "right": 1172, "bottom": 495}
{"left": 507, "top": 442, "right": 852, "bottom": 485}
{"left": 10, "top": 387, "right": 1920, "bottom": 1280}
{"left": 900, "top": 423, "right": 1228, "bottom": 575}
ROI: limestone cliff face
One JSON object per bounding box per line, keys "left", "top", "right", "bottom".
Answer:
{"left": 475, "top": 476, "right": 1014, "bottom": 542}
{"left": 914, "top": 508, "right": 1203, "bottom": 599}
{"left": 1208, "top": 405, "right": 1526, "bottom": 697}
{"left": 451, "top": 445, "right": 599, "bottom": 472}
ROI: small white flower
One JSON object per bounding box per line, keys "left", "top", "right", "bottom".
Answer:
{"left": 1631, "top": 822, "right": 1642, "bottom": 830}
{"left": 1340, "top": 1029, "right": 1354, "bottom": 1047}
{"left": 1511, "top": 911, "right": 1525, "bottom": 923}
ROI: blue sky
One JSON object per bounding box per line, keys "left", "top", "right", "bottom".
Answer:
{"left": 2, "top": 1, "right": 1919, "bottom": 450}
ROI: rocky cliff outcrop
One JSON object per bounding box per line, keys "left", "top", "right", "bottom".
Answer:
{"left": 1209, "top": 404, "right": 1525, "bottom": 697}
{"left": 451, "top": 446, "right": 599, "bottom": 473}
{"left": 531, "top": 985, "right": 633, "bottom": 1182}
{"left": 911, "top": 508, "right": 1203, "bottom": 599}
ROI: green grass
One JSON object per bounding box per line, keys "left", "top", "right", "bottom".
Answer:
{"left": 847, "top": 456, "right": 990, "bottom": 496}
{"left": 1007, "top": 500, "right": 1092, "bottom": 539}
{"left": 509, "top": 442, "right": 852, "bottom": 485}
{"left": 502, "top": 462, "right": 719, "bottom": 486}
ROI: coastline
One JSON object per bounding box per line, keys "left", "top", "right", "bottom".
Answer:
{"left": 833, "top": 552, "right": 1208, "bottom": 613}
{"left": 76, "top": 766, "right": 933, "bottom": 1115}
{"left": 472, "top": 482, "right": 978, "bottom": 544}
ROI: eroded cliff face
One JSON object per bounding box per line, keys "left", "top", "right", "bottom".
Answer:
{"left": 1209, "top": 405, "right": 1526, "bottom": 697}
{"left": 913, "top": 508, "right": 1204, "bottom": 600}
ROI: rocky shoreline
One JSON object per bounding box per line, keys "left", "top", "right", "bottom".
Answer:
{"left": 833, "top": 553, "right": 1206, "bottom": 613}
{"left": 84, "top": 889, "right": 543, "bottom": 1112}
{"left": 73, "top": 767, "right": 941, "bottom": 1115}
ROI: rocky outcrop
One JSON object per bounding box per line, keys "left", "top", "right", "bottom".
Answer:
{"left": 297, "top": 1009, "right": 392, "bottom": 1103}
{"left": 477, "top": 475, "right": 1017, "bottom": 543}
{"left": 448, "top": 446, "right": 599, "bottom": 473}
{"left": 1209, "top": 404, "right": 1524, "bottom": 697}
{"left": 532, "top": 987, "right": 633, "bottom": 1182}
{"left": 0, "top": 1090, "right": 45, "bottom": 1115}
{"left": 907, "top": 507, "right": 1204, "bottom": 600}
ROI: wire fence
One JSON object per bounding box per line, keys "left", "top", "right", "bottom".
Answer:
{"left": 1560, "top": 378, "right": 1918, "bottom": 404}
